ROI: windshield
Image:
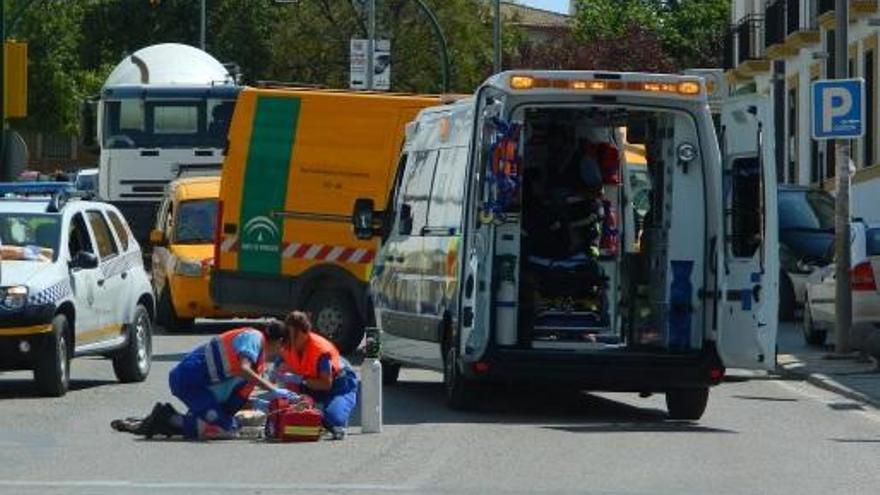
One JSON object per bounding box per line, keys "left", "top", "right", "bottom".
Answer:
{"left": 778, "top": 190, "right": 835, "bottom": 231}
{"left": 0, "top": 213, "right": 60, "bottom": 261}
{"left": 75, "top": 174, "right": 97, "bottom": 191}
{"left": 174, "top": 199, "right": 217, "bottom": 244}
{"left": 866, "top": 228, "right": 880, "bottom": 256}
{"left": 102, "top": 97, "right": 235, "bottom": 150}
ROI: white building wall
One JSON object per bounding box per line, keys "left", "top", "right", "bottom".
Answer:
{"left": 729, "top": 0, "right": 880, "bottom": 222}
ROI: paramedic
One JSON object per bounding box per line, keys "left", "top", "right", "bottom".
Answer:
{"left": 273, "top": 311, "right": 360, "bottom": 440}
{"left": 112, "top": 320, "right": 296, "bottom": 439}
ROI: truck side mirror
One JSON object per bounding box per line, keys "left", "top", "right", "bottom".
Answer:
{"left": 352, "top": 198, "right": 377, "bottom": 240}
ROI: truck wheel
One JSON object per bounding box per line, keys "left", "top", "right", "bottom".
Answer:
{"left": 382, "top": 360, "right": 401, "bottom": 385}
{"left": 306, "top": 290, "right": 363, "bottom": 355}
{"left": 779, "top": 272, "right": 796, "bottom": 322}
{"left": 665, "top": 387, "right": 709, "bottom": 420}
{"left": 34, "top": 314, "right": 70, "bottom": 397}
{"left": 802, "top": 301, "right": 827, "bottom": 346}
{"left": 444, "top": 343, "right": 479, "bottom": 411}
{"left": 157, "top": 285, "right": 194, "bottom": 333}
{"left": 113, "top": 304, "right": 153, "bottom": 383}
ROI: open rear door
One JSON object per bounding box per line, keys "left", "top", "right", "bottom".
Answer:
{"left": 717, "top": 94, "right": 779, "bottom": 370}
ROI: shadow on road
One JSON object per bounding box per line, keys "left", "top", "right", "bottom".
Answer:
{"left": 0, "top": 378, "right": 118, "bottom": 399}
{"left": 829, "top": 438, "right": 880, "bottom": 443}
{"left": 377, "top": 379, "right": 735, "bottom": 433}
{"left": 151, "top": 352, "right": 189, "bottom": 363}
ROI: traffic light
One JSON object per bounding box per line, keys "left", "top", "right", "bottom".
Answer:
{"left": 4, "top": 41, "right": 27, "bottom": 119}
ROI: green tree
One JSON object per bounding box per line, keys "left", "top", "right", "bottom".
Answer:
{"left": 656, "top": 0, "right": 730, "bottom": 68}
{"left": 571, "top": 0, "right": 659, "bottom": 43}
{"left": 268, "top": 0, "right": 495, "bottom": 94}
{"left": 570, "top": 0, "right": 729, "bottom": 70}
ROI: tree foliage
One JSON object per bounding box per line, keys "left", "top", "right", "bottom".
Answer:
{"left": 568, "top": 0, "right": 729, "bottom": 70}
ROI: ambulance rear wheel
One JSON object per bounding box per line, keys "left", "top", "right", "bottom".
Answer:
{"left": 444, "top": 344, "right": 479, "bottom": 411}
{"left": 113, "top": 304, "right": 153, "bottom": 383}
{"left": 34, "top": 314, "right": 70, "bottom": 397}
{"left": 307, "top": 290, "right": 362, "bottom": 355}
{"left": 665, "top": 387, "right": 709, "bottom": 420}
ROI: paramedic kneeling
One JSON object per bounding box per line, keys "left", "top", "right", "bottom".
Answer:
{"left": 113, "top": 320, "right": 296, "bottom": 439}
{"left": 274, "top": 311, "right": 360, "bottom": 440}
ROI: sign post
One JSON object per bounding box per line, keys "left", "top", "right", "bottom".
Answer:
{"left": 811, "top": 76, "right": 864, "bottom": 354}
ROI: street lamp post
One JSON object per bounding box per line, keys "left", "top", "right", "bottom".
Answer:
{"left": 493, "top": 0, "right": 501, "bottom": 74}
{"left": 200, "top": 0, "right": 206, "bottom": 51}
{"left": 833, "top": 0, "right": 852, "bottom": 354}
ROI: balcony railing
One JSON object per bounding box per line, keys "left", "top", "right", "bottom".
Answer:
{"left": 765, "top": 0, "right": 786, "bottom": 47}
{"left": 723, "top": 29, "right": 735, "bottom": 70}
{"left": 737, "top": 15, "right": 766, "bottom": 65}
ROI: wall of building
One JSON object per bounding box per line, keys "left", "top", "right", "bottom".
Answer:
{"left": 730, "top": 0, "right": 880, "bottom": 222}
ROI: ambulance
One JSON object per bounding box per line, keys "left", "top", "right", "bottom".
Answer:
{"left": 352, "top": 71, "right": 778, "bottom": 419}
{"left": 210, "top": 87, "right": 440, "bottom": 353}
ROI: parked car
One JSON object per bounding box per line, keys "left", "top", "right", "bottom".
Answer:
{"left": 0, "top": 182, "right": 154, "bottom": 396}
{"left": 803, "top": 220, "right": 880, "bottom": 346}
{"left": 151, "top": 176, "right": 230, "bottom": 331}
{"left": 778, "top": 185, "right": 835, "bottom": 321}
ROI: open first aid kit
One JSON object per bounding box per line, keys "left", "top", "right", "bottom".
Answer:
{"left": 264, "top": 396, "right": 324, "bottom": 442}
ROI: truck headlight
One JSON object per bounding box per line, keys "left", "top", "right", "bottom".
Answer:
{"left": 174, "top": 258, "right": 204, "bottom": 278}
{"left": 1, "top": 286, "right": 28, "bottom": 310}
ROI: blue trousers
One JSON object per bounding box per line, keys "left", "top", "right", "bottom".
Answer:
{"left": 168, "top": 348, "right": 243, "bottom": 439}
{"left": 307, "top": 367, "right": 360, "bottom": 429}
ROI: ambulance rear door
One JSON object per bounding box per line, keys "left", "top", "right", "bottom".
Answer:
{"left": 717, "top": 94, "right": 779, "bottom": 370}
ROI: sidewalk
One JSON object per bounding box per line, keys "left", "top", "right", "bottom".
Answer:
{"left": 776, "top": 323, "right": 880, "bottom": 408}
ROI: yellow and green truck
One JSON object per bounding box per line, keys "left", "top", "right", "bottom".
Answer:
{"left": 210, "top": 87, "right": 439, "bottom": 352}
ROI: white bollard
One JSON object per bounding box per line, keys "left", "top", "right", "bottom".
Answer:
{"left": 360, "top": 327, "right": 383, "bottom": 433}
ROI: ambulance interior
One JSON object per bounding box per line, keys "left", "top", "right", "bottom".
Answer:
{"left": 489, "top": 106, "right": 699, "bottom": 352}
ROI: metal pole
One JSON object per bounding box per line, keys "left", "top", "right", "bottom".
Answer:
{"left": 834, "top": 0, "right": 852, "bottom": 354}
{"left": 200, "top": 0, "right": 206, "bottom": 51}
{"left": 367, "top": 0, "right": 376, "bottom": 91}
{"left": 493, "top": 0, "right": 501, "bottom": 73}
{"left": 1, "top": 0, "right": 6, "bottom": 179}
{"left": 410, "top": 0, "right": 449, "bottom": 93}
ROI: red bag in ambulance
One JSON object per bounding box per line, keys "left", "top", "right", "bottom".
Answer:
{"left": 264, "top": 396, "right": 324, "bottom": 442}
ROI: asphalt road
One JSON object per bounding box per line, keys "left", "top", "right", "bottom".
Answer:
{"left": 0, "top": 323, "right": 878, "bottom": 495}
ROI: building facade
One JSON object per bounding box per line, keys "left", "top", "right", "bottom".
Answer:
{"left": 726, "top": 0, "right": 880, "bottom": 221}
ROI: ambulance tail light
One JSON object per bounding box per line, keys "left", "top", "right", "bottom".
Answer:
{"left": 851, "top": 261, "right": 876, "bottom": 291}
{"left": 213, "top": 199, "right": 224, "bottom": 270}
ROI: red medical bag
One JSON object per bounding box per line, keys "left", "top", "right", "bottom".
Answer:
{"left": 265, "top": 396, "right": 324, "bottom": 442}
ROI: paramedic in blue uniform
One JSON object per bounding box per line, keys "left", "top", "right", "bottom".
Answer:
{"left": 112, "top": 320, "right": 296, "bottom": 440}
{"left": 273, "top": 311, "right": 360, "bottom": 440}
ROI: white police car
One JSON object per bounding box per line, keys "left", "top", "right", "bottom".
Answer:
{"left": 0, "top": 183, "right": 154, "bottom": 396}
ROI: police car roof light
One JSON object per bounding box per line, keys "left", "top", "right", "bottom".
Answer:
{"left": 0, "top": 182, "right": 77, "bottom": 198}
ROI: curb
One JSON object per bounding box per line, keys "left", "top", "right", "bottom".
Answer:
{"left": 776, "top": 363, "right": 880, "bottom": 410}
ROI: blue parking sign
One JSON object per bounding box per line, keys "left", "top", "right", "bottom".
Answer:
{"left": 811, "top": 78, "right": 865, "bottom": 140}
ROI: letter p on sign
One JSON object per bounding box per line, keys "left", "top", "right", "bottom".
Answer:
{"left": 812, "top": 78, "right": 865, "bottom": 141}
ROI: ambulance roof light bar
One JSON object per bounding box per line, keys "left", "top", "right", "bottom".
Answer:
{"left": 507, "top": 73, "right": 703, "bottom": 97}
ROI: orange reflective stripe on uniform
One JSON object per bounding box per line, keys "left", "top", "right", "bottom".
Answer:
{"left": 282, "top": 332, "right": 341, "bottom": 380}
{"left": 205, "top": 327, "right": 265, "bottom": 382}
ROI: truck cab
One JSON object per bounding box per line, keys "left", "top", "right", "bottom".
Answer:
{"left": 353, "top": 71, "right": 778, "bottom": 420}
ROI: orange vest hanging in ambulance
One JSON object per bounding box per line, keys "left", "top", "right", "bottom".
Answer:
{"left": 282, "top": 333, "right": 342, "bottom": 380}
{"left": 204, "top": 327, "right": 266, "bottom": 384}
